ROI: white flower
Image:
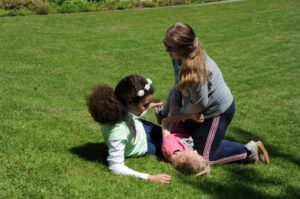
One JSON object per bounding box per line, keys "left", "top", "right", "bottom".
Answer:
{"left": 144, "top": 84, "right": 150, "bottom": 90}
{"left": 146, "top": 78, "right": 152, "bottom": 85}
{"left": 137, "top": 78, "right": 152, "bottom": 96}
{"left": 137, "top": 90, "right": 145, "bottom": 97}
{"left": 144, "top": 78, "right": 152, "bottom": 90}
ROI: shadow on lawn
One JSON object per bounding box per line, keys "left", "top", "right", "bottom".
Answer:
{"left": 70, "top": 142, "right": 108, "bottom": 165}
{"left": 229, "top": 127, "right": 300, "bottom": 167}
{"left": 178, "top": 127, "right": 300, "bottom": 199}
{"left": 178, "top": 165, "right": 300, "bottom": 199}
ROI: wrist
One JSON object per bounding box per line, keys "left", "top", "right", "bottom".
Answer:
{"left": 147, "top": 175, "right": 153, "bottom": 181}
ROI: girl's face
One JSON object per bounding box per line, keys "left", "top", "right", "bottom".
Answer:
{"left": 163, "top": 38, "right": 184, "bottom": 59}
{"left": 128, "top": 94, "right": 153, "bottom": 116}
{"left": 173, "top": 148, "right": 205, "bottom": 164}
{"left": 180, "top": 88, "right": 189, "bottom": 97}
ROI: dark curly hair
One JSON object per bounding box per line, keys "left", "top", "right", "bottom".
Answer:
{"left": 87, "top": 75, "right": 154, "bottom": 124}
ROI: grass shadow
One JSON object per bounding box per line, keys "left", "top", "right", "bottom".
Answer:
{"left": 70, "top": 142, "right": 108, "bottom": 165}
{"left": 69, "top": 141, "right": 166, "bottom": 165}
{"left": 177, "top": 165, "right": 300, "bottom": 199}
{"left": 176, "top": 126, "right": 300, "bottom": 198}
{"left": 229, "top": 127, "right": 300, "bottom": 167}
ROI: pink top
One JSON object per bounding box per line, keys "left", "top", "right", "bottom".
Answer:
{"left": 161, "top": 125, "right": 192, "bottom": 162}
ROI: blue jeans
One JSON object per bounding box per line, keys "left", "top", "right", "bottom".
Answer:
{"left": 141, "top": 120, "right": 162, "bottom": 156}
{"left": 183, "top": 100, "right": 248, "bottom": 164}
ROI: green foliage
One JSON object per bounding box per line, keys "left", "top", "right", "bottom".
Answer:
{"left": 141, "top": 0, "right": 157, "bottom": 8}
{"left": 0, "top": 0, "right": 49, "bottom": 15}
{"left": 48, "top": 0, "right": 69, "bottom": 5}
{"left": 58, "top": 0, "right": 91, "bottom": 13}
{"left": 0, "top": 0, "right": 222, "bottom": 16}
{"left": 0, "top": 8, "right": 9, "bottom": 15}
{"left": 115, "top": 1, "right": 135, "bottom": 10}
{"left": 0, "top": 7, "right": 34, "bottom": 16}
{"left": 0, "top": 0, "right": 299, "bottom": 198}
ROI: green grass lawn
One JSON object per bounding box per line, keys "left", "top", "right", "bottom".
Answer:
{"left": 1, "top": 0, "right": 299, "bottom": 198}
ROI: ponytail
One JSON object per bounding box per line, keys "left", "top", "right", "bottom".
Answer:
{"left": 176, "top": 41, "right": 211, "bottom": 90}
{"left": 164, "top": 22, "right": 211, "bottom": 90}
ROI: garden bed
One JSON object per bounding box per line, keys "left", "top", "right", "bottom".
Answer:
{"left": 0, "top": 0, "right": 224, "bottom": 16}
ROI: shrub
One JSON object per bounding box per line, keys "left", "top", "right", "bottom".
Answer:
{"left": 116, "top": 1, "right": 135, "bottom": 10}
{"left": 0, "top": 8, "right": 9, "bottom": 16}
{"left": 48, "top": 1, "right": 60, "bottom": 12}
{"left": 29, "top": 0, "right": 49, "bottom": 14}
{"left": 141, "top": 0, "right": 157, "bottom": 8}
{"left": 58, "top": 0, "right": 93, "bottom": 13}
{"left": 171, "top": 0, "right": 187, "bottom": 5}
{"left": 48, "top": 0, "right": 69, "bottom": 6}
{"left": 157, "top": 0, "right": 170, "bottom": 6}
{"left": 0, "top": 0, "right": 49, "bottom": 14}
{"left": 0, "top": 0, "right": 223, "bottom": 17}
{"left": 102, "top": 0, "right": 117, "bottom": 10}
{"left": 0, "top": 0, "right": 47, "bottom": 9}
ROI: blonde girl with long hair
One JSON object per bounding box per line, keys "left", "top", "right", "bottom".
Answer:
{"left": 156, "top": 23, "right": 270, "bottom": 165}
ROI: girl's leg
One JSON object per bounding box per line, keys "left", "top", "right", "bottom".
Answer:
{"left": 141, "top": 120, "right": 162, "bottom": 156}
{"left": 209, "top": 140, "right": 247, "bottom": 164}
{"left": 185, "top": 101, "right": 247, "bottom": 163}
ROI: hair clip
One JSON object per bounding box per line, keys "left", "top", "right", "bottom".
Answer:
{"left": 137, "top": 78, "right": 152, "bottom": 97}
{"left": 137, "top": 90, "right": 145, "bottom": 97}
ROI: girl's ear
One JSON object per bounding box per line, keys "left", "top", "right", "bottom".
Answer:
{"left": 179, "top": 156, "right": 186, "bottom": 163}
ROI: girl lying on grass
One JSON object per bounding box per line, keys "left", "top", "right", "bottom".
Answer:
{"left": 161, "top": 113, "right": 210, "bottom": 176}
{"left": 87, "top": 74, "right": 171, "bottom": 184}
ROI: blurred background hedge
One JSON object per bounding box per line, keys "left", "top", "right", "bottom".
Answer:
{"left": 0, "top": 0, "right": 223, "bottom": 16}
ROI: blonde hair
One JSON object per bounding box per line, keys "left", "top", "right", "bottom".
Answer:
{"left": 164, "top": 22, "right": 211, "bottom": 90}
{"left": 173, "top": 153, "right": 210, "bottom": 176}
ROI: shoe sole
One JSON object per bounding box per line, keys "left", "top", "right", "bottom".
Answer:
{"left": 256, "top": 141, "right": 270, "bottom": 164}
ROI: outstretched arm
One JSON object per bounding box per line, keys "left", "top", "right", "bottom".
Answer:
{"left": 107, "top": 140, "right": 171, "bottom": 184}
{"left": 148, "top": 99, "right": 163, "bottom": 110}
{"left": 180, "top": 83, "right": 209, "bottom": 114}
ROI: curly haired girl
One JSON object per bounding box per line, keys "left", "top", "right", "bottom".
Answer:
{"left": 87, "top": 75, "right": 171, "bottom": 184}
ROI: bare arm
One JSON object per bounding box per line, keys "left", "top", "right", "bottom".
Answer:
{"left": 180, "top": 83, "right": 209, "bottom": 114}
{"left": 148, "top": 99, "right": 163, "bottom": 109}
{"left": 161, "top": 114, "right": 204, "bottom": 137}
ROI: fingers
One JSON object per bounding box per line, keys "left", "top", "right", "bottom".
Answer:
{"left": 158, "top": 174, "right": 172, "bottom": 184}
{"left": 149, "top": 99, "right": 164, "bottom": 109}
{"left": 148, "top": 174, "right": 172, "bottom": 184}
{"left": 152, "top": 99, "right": 162, "bottom": 103}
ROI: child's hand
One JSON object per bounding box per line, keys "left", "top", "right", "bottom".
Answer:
{"left": 148, "top": 99, "right": 163, "bottom": 109}
{"left": 190, "top": 114, "right": 204, "bottom": 123}
{"left": 148, "top": 174, "right": 171, "bottom": 184}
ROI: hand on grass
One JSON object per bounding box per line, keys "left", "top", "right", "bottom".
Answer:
{"left": 148, "top": 174, "right": 171, "bottom": 184}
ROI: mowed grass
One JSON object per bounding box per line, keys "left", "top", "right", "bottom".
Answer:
{"left": 0, "top": 0, "right": 299, "bottom": 198}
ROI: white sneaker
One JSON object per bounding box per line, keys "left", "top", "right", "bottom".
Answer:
{"left": 245, "top": 140, "right": 270, "bottom": 164}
